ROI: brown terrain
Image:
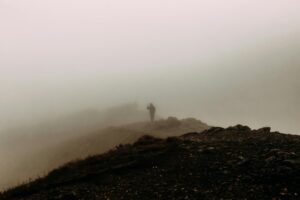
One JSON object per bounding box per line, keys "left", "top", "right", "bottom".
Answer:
{"left": 0, "top": 104, "right": 209, "bottom": 191}
{"left": 0, "top": 123, "right": 299, "bottom": 200}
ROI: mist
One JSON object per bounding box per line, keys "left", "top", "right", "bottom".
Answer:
{"left": 1, "top": 0, "right": 300, "bottom": 191}
{"left": 1, "top": 0, "right": 299, "bottom": 133}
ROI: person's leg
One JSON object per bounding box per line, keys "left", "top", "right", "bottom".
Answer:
{"left": 150, "top": 112, "right": 154, "bottom": 122}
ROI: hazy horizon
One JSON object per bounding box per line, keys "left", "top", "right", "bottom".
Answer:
{"left": 1, "top": 0, "right": 300, "bottom": 134}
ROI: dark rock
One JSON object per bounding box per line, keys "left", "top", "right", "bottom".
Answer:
{"left": 227, "top": 124, "right": 251, "bottom": 132}
{"left": 1, "top": 126, "right": 300, "bottom": 200}
{"left": 207, "top": 127, "right": 224, "bottom": 133}
{"left": 181, "top": 132, "right": 199, "bottom": 138}
{"left": 256, "top": 127, "right": 271, "bottom": 133}
{"left": 166, "top": 117, "right": 181, "bottom": 127}
{"left": 133, "top": 135, "right": 163, "bottom": 146}
{"left": 265, "top": 156, "right": 277, "bottom": 163}
{"left": 236, "top": 124, "right": 251, "bottom": 131}
{"left": 283, "top": 159, "right": 300, "bottom": 166}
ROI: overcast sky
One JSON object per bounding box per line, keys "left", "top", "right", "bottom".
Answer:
{"left": 0, "top": 0, "right": 299, "bottom": 133}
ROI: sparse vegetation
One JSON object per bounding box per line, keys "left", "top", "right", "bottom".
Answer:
{"left": 1, "top": 125, "right": 299, "bottom": 200}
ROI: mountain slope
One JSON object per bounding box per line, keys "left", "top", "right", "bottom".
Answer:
{"left": 0, "top": 103, "right": 148, "bottom": 190}
{"left": 0, "top": 116, "right": 208, "bottom": 190}
{"left": 1, "top": 125, "right": 299, "bottom": 200}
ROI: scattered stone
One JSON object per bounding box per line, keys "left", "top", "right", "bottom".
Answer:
{"left": 256, "top": 127, "right": 271, "bottom": 133}
{"left": 1, "top": 125, "right": 299, "bottom": 200}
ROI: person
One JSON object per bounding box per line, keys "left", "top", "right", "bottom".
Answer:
{"left": 147, "top": 103, "right": 156, "bottom": 122}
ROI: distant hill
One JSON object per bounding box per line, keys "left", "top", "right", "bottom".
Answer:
{"left": 0, "top": 105, "right": 209, "bottom": 190}
{"left": 1, "top": 125, "right": 299, "bottom": 200}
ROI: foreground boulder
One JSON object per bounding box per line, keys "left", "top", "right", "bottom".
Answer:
{"left": 1, "top": 125, "right": 299, "bottom": 200}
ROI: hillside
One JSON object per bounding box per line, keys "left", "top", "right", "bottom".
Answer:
{"left": 0, "top": 113, "right": 209, "bottom": 190}
{"left": 0, "top": 103, "right": 148, "bottom": 189}
{"left": 1, "top": 125, "right": 299, "bottom": 200}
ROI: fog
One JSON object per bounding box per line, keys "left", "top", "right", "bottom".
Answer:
{"left": 1, "top": 0, "right": 300, "bottom": 190}
{"left": 1, "top": 0, "right": 300, "bottom": 132}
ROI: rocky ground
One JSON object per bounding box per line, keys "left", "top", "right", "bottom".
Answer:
{"left": 0, "top": 116, "right": 208, "bottom": 190}
{"left": 1, "top": 125, "right": 299, "bottom": 200}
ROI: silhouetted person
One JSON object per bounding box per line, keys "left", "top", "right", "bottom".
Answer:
{"left": 147, "top": 103, "right": 156, "bottom": 122}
